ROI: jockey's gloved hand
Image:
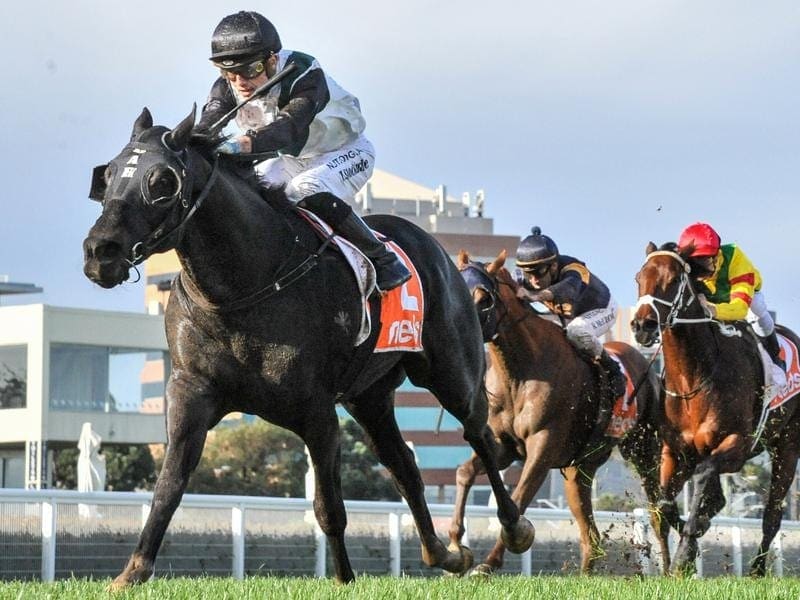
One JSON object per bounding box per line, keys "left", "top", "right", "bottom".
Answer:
{"left": 190, "top": 130, "right": 223, "bottom": 148}
{"left": 698, "top": 295, "right": 717, "bottom": 318}
{"left": 215, "top": 135, "right": 253, "bottom": 155}
{"left": 517, "top": 287, "right": 553, "bottom": 304}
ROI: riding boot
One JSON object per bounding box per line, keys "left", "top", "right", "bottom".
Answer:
{"left": 597, "top": 350, "right": 627, "bottom": 398}
{"left": 334, "top": 212, "right": 411, "bottom": 292}
{"left": 763, "top": 331, "right": 787, "bottom": 372}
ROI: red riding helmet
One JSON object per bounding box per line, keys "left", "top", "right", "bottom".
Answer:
{"left": 678, "top": 222, "right": 721, "bottom": 257}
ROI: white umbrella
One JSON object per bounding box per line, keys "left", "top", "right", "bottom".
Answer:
{"left": 77, "top": 422, "right": 106, "bottom": 518}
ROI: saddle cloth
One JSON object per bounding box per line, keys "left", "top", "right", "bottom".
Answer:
{"left": 765, "top": 333, "right": 799, "bottom": 410}
{"left": 605, "top": 355, "right": 638, "bottom": 439}
{"left": 297, "top": 209, "right": 424, "bottom": 352}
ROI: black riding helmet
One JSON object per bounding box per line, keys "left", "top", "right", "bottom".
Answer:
{"left": 210, "top": 11, "right": 282, "bottom": 68}
{"left": 516, "top": 226, "right": 559, "bottom": 271}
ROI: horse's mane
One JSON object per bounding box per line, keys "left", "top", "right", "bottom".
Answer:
{"left": 188, "top": 141, "right": 294, "bottom": 214}
{"left": 659, "top": 241, "right": 679, "bottom": 252}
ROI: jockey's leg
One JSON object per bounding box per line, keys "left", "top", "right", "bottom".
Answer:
{"left": 298, "top": 193, "right": 411, "bottom": 291}
{"left": 266, "top": 137, "right": 410, "bottom": 292}
{"left": 748, "top": 291, "right": 786, "bottom": 371}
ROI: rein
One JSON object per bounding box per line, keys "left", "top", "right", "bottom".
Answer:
{"left": 178, "top": 213, "right": 334, "bottom": 314}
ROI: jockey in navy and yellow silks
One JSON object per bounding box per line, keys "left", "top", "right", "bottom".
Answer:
{"left": 514, "top": 227, "right": 626, "bottom": 398}
{"left": 678, "top": 222, "right": 785, "bottom": 372}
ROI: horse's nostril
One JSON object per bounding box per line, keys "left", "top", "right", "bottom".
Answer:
{"left": 89, "top": 239, "right": 124, "bottom": 262}
{"left": 643, "top": 319, "right": 658, "bottom": 333}
{"left": 630, "top": 320, "right": 640, "bottom": 333}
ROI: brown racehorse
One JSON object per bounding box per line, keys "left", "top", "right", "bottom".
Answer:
{"left": 450, "top": 250, "right": 670, "bottom": 575}
{"left": 631, "top": 242, "right": 800, "bottom": 575}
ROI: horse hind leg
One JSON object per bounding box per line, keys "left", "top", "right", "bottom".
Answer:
{"left": 563, "top": 464, "right": 606, "bottom": 573}
{"left": 750, "top": 429, "right": 800, "bottom": 577}
{"left": 342, "top": 389, "right": 474, "bottom": 575}
{"left": 619, "top": 424, "right": 672, "bottom": 575}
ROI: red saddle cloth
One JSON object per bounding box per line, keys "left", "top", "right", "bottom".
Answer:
{"left": 769, "top": 334, "right": 800, "bottom": 410}
{"left": 374, "top": 241, "right": 424, "bottom": 353}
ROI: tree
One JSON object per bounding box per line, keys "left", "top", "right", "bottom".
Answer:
{"left": 53, "top": 445, "right": 156, "bottom": 491}
{"left": 169, "top": 418, "right": 399, "bottom": 500}
{"left": 339, "top": 419, "right": 400, "bottom": 501}
{"left": 0, "top": 365, "right": 25, "bottom": 409}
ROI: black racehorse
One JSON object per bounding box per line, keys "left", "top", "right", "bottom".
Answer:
{"left": 82, "top": 108, "right": 533, "bottom": 588}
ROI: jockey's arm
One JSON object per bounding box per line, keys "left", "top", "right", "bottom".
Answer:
{"left": 547, "top": 267, "right": 586, "bottom": 307}
{"left": 195, "top": 78, "right": 236, "bottom": 136}
{"left": 248, "top": 68, "right": 330, "bottom": 154}
{"left": 710, "top": 248, "right": 758, "bottom": 321}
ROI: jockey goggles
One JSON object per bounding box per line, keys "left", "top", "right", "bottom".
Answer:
{"left": 521, "top": 262, "right": 553, "bottom": 278}
{"left": 218, "top": 57, "right": 267, "bottom": 80}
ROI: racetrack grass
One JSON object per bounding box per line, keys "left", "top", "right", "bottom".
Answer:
{"left": 2, "top": 575, "right": 800, "bottom": 600}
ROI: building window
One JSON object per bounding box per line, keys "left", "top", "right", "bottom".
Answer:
{"left": 49, "top": 344, "right": 168, "bottom": 413}
{"left": 0, "top": 345, "right": 26, "bottom": 409}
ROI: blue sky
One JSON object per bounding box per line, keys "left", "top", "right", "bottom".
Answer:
{"left": 1, "top": 1, "right": 798, "bottom": 330}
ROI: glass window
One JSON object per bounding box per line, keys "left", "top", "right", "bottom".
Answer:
{"left": 49, "top": 344, "right": 168, "bottom": 413}
{"left": 0, "top": 345, "right": 26, "bottom": 409}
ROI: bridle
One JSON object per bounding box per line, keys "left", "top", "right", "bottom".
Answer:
{"left": 634, "top": 250, "right": 713, "bottom": 340}
{"left": 460, "top": 262, "right": 502, "bottom": 341}
{"left": 90, "top": 131, "right": 220, "bottom": 269}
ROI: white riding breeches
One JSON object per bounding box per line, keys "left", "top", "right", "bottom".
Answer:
{"left": 255, "top": 135, "right": 375, "bottom": 205}
{"left": 746, "top": 291, "right": 775, "bottom": 337}
{"left": 565, "top": 297, "right": 619, "bottom": 359}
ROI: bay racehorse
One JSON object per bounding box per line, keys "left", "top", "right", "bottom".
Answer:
{"left": 631, "top": 242, "right": 800, "bottom": 575}
{"left": 82, "top": 107, "right": 533, "bottom": 588}
{"left": 450, "top": 250, "right": 670, "bottom": 574}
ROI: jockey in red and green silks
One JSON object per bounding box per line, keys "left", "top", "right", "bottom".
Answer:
{"left": 678, "top": 222, "right": 786, "bottom": 375}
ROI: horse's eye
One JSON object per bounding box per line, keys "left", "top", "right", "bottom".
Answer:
{"left": 147, "top": 167, "right": 180, "bottom": 203}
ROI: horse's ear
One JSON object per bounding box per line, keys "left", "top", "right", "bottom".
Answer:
{"left": 130, "top": 107, "right": 153, "bottom": 141}
{"left": 677, "top": 242, "right": 695, "bottom": 260}
{"left": 487, "top": 249, "right": 507, "bottom": 273}
{"left": 164, "top": 104, "right": 197, "bottom": 152}
{"left": 645, "top": 242, "right": 657, "bottom": 255}
{"left": 456, "top": 249, "right": 470, "bottom": 269}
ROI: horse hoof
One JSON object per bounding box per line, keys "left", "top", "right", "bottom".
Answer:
{"left": 107, "top": 555, "right": 154, "bottom": 592}
{"left": 501, "top": 516, "right": 535, "bottom": 554}
{"left": 442, "top": 543, "right": 474, "bottom": 575}
{"left": 469, "top": 563, "right": 496, "bottom": 577}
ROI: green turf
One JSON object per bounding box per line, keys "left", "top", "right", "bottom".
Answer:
{"left": 2, "top": 575, "right": 800, "bottom": 600}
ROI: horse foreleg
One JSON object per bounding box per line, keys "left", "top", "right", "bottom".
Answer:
{"left": 302, "top": 409, "right": 354, "bottom": 584}
{"left": 344, "top": 395, "right": 473, "bottom": 576}
{"left": 750, "top": 430, "right": 800, "bottom": 577}
{"left": 563, "top": 464, "right": 604, "bottom": 573}
{"left": 109, "top": 382, "right": 217, "bottom": 591}
{"left": 659, "top": 443, "right": 692, "bottom": 534}
{"left": 474, "top": 433, "right": 551, "bottom": 575}
{"left": 461, "top": 420, "right": 534, "bottom": 557}
{"left": 673, "top": 458, "right": 724, "bottom": 575}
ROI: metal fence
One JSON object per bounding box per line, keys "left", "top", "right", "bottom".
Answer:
{"left": 1, "top": 489, "right": 797, "bottom": 581}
